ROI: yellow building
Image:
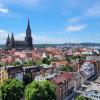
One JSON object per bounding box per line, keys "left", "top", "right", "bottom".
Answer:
{"left": 0, "top": 67, "right": 8, "bottom": 84}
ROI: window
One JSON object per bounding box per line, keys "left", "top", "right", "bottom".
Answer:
{"left": 96, "top": 96, "right": 98, "bottom": 98}
{"left": 63, "top": 86, "right": 65, "bottom": 90}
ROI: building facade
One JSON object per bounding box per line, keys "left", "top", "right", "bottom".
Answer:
{"left": 82, "top": 83, "right": 100, "bottom": 100}
{"left": 0, "top": 66, "right": 23, "bottom": 84}
{"left": 49, "top": 72, "right": 74, "bottom": 100}
{"left": 6, "top": 19, "right": 33, "bottom": 50}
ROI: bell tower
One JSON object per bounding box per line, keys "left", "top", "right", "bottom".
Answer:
{"left": 6, "top": 34, "right": 10, "bottom": 46}
{"left": 25, "top": 19, "right": 33, "bottom": 49}
{"left": 11, "top": 33, "right": 15, "bottom": 48}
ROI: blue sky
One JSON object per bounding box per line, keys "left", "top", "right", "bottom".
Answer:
{"left": 0, "top": 0, "right": 100, "bottom": 44}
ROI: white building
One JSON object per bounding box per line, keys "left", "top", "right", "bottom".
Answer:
{"left": 83, "top": 83, "right": 100, "bottom": 100}
{"left": 79, "top": 62, "right": 95, "bottom": 79}
{"left": 86, "top": 56, "right": 100, "bottom": 61}
{"left": 42, "top": 52, "right": 48, "bottom": 58}
{"left": 34, "top": 73, "right": 57, "bottom": 81}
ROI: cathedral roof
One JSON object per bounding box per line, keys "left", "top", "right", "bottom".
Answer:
{"left": 15, "top": 41, "right": 27, "bottom": 45}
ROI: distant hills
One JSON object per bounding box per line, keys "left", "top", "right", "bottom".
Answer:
{"left": 0, "top": 44, "right": 4, "bottom": 48}
{"left": 34, "top": 43, "right": 100, "bottom": 48}
{"left": 1, "top": 43, "right": 100, "bottom": 49}
{"left": 63, "top": 43, "right": 100, "bottom": 47}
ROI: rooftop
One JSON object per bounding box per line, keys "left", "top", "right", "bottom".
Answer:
{"left": 50, "top": 72, "right": 73, "bottom": 85}
{"left": 86, "top": 82, "right": 100, "bottom": 92}
{"left": 34, "top": 73, "right": 57, "bottom": 81}
{"left": 41, "top": 64, "right": 54, "bottom": 69}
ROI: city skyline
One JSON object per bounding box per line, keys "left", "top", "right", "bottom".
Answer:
{"left": 0, "top": 0, "right": 100, "bottom": 44}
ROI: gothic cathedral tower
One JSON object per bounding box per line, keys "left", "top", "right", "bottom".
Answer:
{"left": 6, "top": 34, "right": 10, "bottom": 46}
{"left": 11, "top": 33, "right": 15, "bottom": 48}
{"left": 25, "top": 19, "right": 33, "bottom": 49}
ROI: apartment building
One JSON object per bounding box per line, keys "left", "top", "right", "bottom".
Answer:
{"left": 0, "top": 67, "right": 8, "bottom": 84}
{"left": 83, "top": 83, "right": 100, "bottom": 100}
{"left": 23, "top": 66, "right": 41, "bottom": 79}
{"left": 0, "top": 65, "right": 23, "bottom": 84}
{"left": 49, "top": 72, "right": 74, "bottom": 100}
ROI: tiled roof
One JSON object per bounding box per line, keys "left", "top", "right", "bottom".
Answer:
{"left": 15, "top": 41, "right": 27, "bottom": 45}
{"left": 50, "top": 72, "right": 73, "bottom": 85}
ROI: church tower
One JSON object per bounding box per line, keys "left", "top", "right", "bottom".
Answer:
{"left": 11, "top": 33, "right": 15, "bottom": 48}
{"left": 6, "top": 34, "right": 10, "bottom": 46}
{"left": 25, "top": 19, "right": 33, "bottom": 49}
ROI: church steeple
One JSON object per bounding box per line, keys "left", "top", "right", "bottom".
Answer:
{"left": 26, "top": 19, "right": 31, "bottom": 37}
{"left": 6, "top": 34, "right": 10, "bottom": 46}
{"left": 11, "top": 33, "right": 15, "bottom": 48}
{"left": 25, "top": 19, "right": 33, "bottom": 49}
{"left": 27, "top": 18, "right": 31, "bottom": 30}
{"left": 5, "top": 19, "right": 33, "bottom": 50}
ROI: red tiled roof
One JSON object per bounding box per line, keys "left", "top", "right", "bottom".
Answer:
{"left": 62, "top": 72, "right": 73, "bottom": 80}
{"left": 51, "top": 61, "right": 68, "bottom": 68}
{"left": 51, "top": 72, "right": 73, "bottom": 85}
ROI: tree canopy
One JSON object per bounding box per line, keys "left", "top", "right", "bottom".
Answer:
{"left": 23, "top": 73, "right": 32, "bottom": 85}
{"left": 76, "top": 95, "right": 86, "bottom": 100}
{"left": 25, "top": 80, "right": 56, "bottom": 100}
{"left": 0, "top": 79, "right": 25, "bottom": 100}
{"left": 0, "top": 62, "right": 4, "bottom": 67}
{"left": 60, "top": 65, "right": 73, "bottom": 72}
{"left": 42, "top": 58, "right": 51, "bottom": 65}
{"left": 23, "top": 60, "right": 36, "bottom": 67}
{"left": 13, "top": 61, "right": 22, "bottom": 66}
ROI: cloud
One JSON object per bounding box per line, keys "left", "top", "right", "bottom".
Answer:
{"left": 0, "top": 29, "right": 9, "bottom": 44}
{"left": 11, "top": 0, "right": 41, "bottom": 7}
{"left": 14, "top": 33, "right": 66, "bottom": 44}
{"left": 0, "top": 30, "right": 66, "bottom": 44}
{"left": 1, "top": 29, "right": 100, "bottom": 44}
{"left": 68, "top": 17, "right": 81, "bottom": 23}
{"left": 32, "top": 35, "right": 66, "bottom": 44}
{"left": 0, "top": 4, "right": 9, "bottom": 14}
{"left": 0, "top": 29, "right": 9, "bottom": 38}
{"left": 86, "top": 3, "right": 100, "bottom": 17}
{"left": 0, "top": 8, "right": 9, "bottom": 13}
{"left": 0, "top": 0, "right": 51, "bottom": 9}
{"left": 66, "top": 25, "right": 86, "bottom": 32}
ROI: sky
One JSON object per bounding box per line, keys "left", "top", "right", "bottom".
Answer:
{"left": 0, "top": 0, "right": 100, "bottom": 44}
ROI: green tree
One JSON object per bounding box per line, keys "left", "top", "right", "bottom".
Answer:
{"left": 42, "top": 58, "right": 51, "bottom": 65}
{"left": 0, "top": 62, "right": 4, "bottom": 67}
{"left": 22, "top": 61, "right": 27, "bottom": 66}
{"left": 0, "top": 79, "right": 25, "bottom": 100}
{"left": 0, "top": 62, "right": 8, "bottom": 67}
{"left": 35, "top": 59, "right": 42, "bottom": 65}
{"left": 60, "top": 66, "right": 73, "bottom": 72}
{"left": 13, "top": 61, "right": 21, "bottom": 66}
{"left": 23, "top": 60, "right": 36, "bottom": 67}
{"left": 76, "top": 95, "right": 86, "bottom": 100}
{"left": 65, "top": 55, "right": 73, "bottom": 63}
{"left": 23, "top": 73, "right": 32, "bottom": 85}
{"left": 25, "top": 80, "right": 56, "bottom": 100}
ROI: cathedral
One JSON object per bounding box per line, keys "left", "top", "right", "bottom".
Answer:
{"left": 6, "top": 19, "right": 33, "bottom": 50}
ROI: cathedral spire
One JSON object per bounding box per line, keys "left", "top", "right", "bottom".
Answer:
{"left": 26, "top": 18, "right": 32, "bottom": 37}
{"left": 11, "top": 33, "right": 15, "bottom": 48}
{"left": 11, "top": 33, "right": 14, "bottom": 41}
{"left": 6, "top": 34, "right": 10, "bottom": 45}
{"left": 27, "top": 18, "right": 31, "bottom": 30}
{"left": 25, "top": 18, "right": 33, "bottom": 49}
